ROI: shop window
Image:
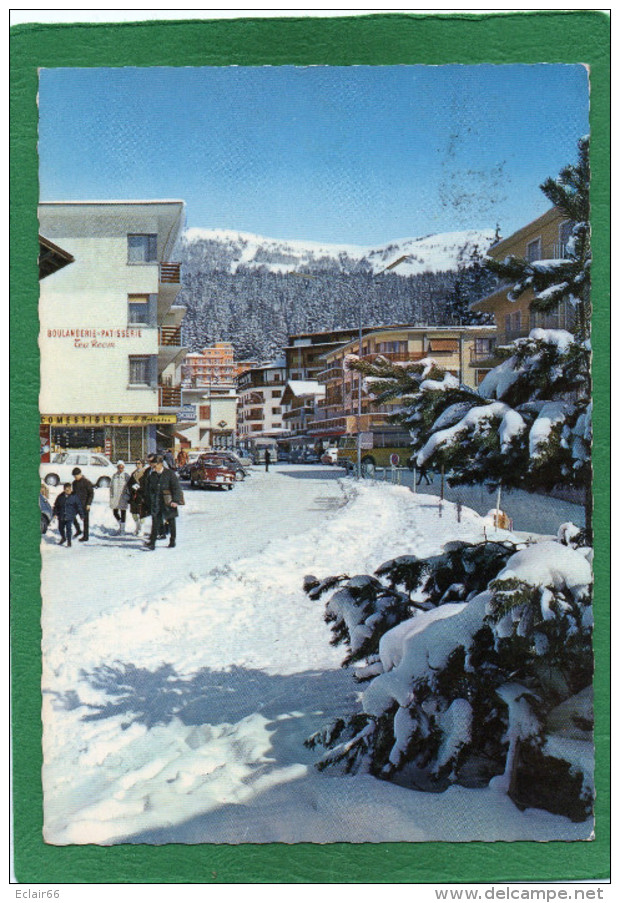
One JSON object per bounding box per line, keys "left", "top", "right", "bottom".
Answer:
{"left": 128, "top": 294, "right": 156, "bottom": 325}
{"left": 128, "top": 234, "right": 157, "bottom": 263}
{"left": 129, "top": 355, "right": 156, "bottom": 387}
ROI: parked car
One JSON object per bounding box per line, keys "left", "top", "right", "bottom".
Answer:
{"left": 39, "top": 492, "right": 53, "bottom": 534}
{"left": 189, "top": 454, "right": 236, "bottom": 490}
{"left": 230, "top": 450, "right": 253, "bottom": 468}
{"left": 40, "top": 451, "right": 117, "bottom": 488}
{"left": 178, "top": 453, "right": 201, "bottom": 481}
{"left": 214, "top": 451, "right": 250, "bottom": 480}
{"left": 320, "top": 447, "right": 339, "bottom": 465}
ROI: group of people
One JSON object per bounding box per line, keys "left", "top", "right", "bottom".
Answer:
{"left": 51, "top": 454, "right": 184, "bottom": 551}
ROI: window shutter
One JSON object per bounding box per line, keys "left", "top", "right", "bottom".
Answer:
{"left": 149, "top": 355, "right": 158, "bottom": 388}
{"left": 148, "top": 293, "right": 158, "bottom": 326}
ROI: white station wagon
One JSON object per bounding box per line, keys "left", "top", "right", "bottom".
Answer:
{"left": 40, "top": 451, "right": 118, "bottom": 488}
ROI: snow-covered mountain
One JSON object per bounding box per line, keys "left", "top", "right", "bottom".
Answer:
{"left": 180, "top": 227, "right": 497, "bottom": 276}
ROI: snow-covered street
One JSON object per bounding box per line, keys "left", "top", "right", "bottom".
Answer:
{"left": 41, "top": 465, "right": 592, "bottom": 845}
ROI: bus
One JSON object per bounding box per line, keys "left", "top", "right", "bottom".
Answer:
{"left": 240, "top": 437, "right": 279, "bottom": 465}
{"left": 337, "top": 428, "right": 413, "bottom": 476}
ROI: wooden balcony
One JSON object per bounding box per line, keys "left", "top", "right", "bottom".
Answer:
{"left": 159, "top": 325, "right": 182, "bottom": 347}
{"left": 160, "top": 262, "right": 181, "bottom": 284}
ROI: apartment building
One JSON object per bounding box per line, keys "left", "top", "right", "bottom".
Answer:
{"left": 280, "top": 380, "right": 325, "bottom": 436}
{"left": 38, "top": 200, "right": 187, "bottom": 460}
{"left": 309, "top": 324, "right": 497, "bottom": 439}
{"left": 470, "top": 207, "right": 577, "bottom": 383}
{"left": 182, "top": 341, "right": 236, "bottom": 387}
{"left": 284, "top": 328, "right": 364, "bottom": 381}
{"left": 237, "top": 359, "right": 287, "bottom": 439}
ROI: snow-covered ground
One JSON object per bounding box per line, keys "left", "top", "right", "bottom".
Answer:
{"left": 41, "top": 466, "right": 592, "bottom": 845}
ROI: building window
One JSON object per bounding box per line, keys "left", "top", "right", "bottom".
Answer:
{"left": 474, "top": 338, "right": 496, "bottom": 356}
{"left": 128, "top": 234, "right": 157, "bottom": 263}
{"left": 272, "top": 422, "right": 282, "bottom": 429}
{"left": 199, "top": 405, "right": 211, "bottom": 420}
{"left": 129, "top": 355, "right": 156, "bottom": 386}
{"left": 272, "top": 407, "right": 282, "bottom": 415}
{"left": 526, "top": 237, "right": 542, "bottom": 262}
{"left": 272, "top": 389, "right": 282, "bottom": 398}
{"left": 128, "top": 294, "right": 155, "bottom": 325}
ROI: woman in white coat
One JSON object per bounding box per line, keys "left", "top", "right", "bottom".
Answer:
{"left": 109, "top": 461, "right": 131, "bottom": 535}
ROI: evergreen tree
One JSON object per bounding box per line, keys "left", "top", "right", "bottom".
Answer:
{"left": 305, "top": 533, "right": 594, "bottom": 820}
{"left": 445, "top": 243, "right": 498, "bottom": 326}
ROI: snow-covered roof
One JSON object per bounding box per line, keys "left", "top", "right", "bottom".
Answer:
{"left": 284, "top": 380, "right": 326, "bottom": 398}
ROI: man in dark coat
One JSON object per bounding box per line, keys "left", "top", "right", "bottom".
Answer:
{"left": 52, "top": 483, "right": 85, "bottom": 547}
{"left": 264, "top": 448, "right": 271, "bottom": 472}
{"left": 145, "top": 456, "right": 183, "bottom": 550}
{"left": 71, "top": 467, "right": 94, "bottom": 542}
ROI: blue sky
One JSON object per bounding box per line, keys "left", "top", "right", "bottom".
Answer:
{"left": 38, "top": 64, "right": 589, "bottom": 245}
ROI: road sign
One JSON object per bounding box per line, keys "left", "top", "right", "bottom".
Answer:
{"left": 359, "top": 431, "right": 374, "bottom": 449}
{"left": 177, "top": 404, "right": 197, "bottom": 422}
{"left": 390, "top": 453, "right": 400, "bottom": 467}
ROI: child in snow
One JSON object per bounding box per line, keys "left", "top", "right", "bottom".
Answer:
{"left": 52, "top": 483, "right": 85, "bottom": 547}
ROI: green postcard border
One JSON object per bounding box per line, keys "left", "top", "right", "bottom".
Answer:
{"left": 10, "top": 11, "right": 610, "bottom": 884}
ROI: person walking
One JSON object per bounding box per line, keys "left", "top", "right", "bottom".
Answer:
{"left": 71, "top": 467, "right": 94, "bottom": 542}
{"left": 109, "top": 461, "right": 131, "bottom": 535}
{"left": 129, "top": 459, "right": 147, "bottom": 535}
{"left": 163, "top": 448, "right": 176, "bottom": 470}
{"left": 52, "top": 483, "right": 84, "bottom": 547}
{"left": 176, "top": 447, "right": 188, "bottom": 471}
{"left": 416, "top": 465, "right": 432, "bottom": 486}
{"left": 144, "top": 455, "right": 183, "bottom": 550}
{"left": 264, "top": 448, "right": 271, "bottom": 472}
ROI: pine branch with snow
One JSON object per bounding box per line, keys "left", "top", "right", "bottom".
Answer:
{"left": 307, "top": 533, "right": 594, "bottom": 820}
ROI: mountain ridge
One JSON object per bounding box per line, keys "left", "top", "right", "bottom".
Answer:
{"left": 180, "top": 227, "right": 497, "bottom": 277}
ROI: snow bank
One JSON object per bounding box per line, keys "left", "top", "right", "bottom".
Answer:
{"left": 41, "top": 472, "right": 592, "bottom": 844}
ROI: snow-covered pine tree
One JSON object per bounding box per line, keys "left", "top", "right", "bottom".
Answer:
{"left": 444, "top": 242, "right": 498, "bottom": 326}
{"left": 305, "top": 530, "right": 594, "bottom": 820}
{"left": 350, "top": 139, "right": 592, "bottom": 534}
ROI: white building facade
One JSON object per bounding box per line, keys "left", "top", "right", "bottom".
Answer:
{"left": 38, "top": 200, "right": 187, "bottom": 461}
{"left": 237, "top": 359, "right": 287, "bottom": 440}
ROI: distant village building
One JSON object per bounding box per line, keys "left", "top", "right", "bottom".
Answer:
{"left": 179, "top": 341, "right": 238, "bottom": 449}
{"left": 177, "top": 384, "right": 239, "bottom": 450}
{"left": 182, "top": 341, "right": 236, "bottom": 387}
{"left": 284, "top": 328, "right": 364, "bottom": 381}
{"left": 308, "top": 324, "right": 497, "bottom": 440}
{"left": 281, "top": 380, "right": 325, "bottom": 436}
{"left": 38, "top": 200, "right": 187, "bottom": 460}
{"left": 469, "top": 207, "right": 577, "bottom": 383}
{"left": 237, "top": 359, "right": 287, "bottom": 439}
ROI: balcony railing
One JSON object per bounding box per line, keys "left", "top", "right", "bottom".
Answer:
{"left": 159, "top": 326, "right": 182, "bottom": 347}
{"left": 158, "top": 385, "right": 182, "bottom": 408}
{"left": 160, "top": 262, "right": 181, "bottom": 284}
